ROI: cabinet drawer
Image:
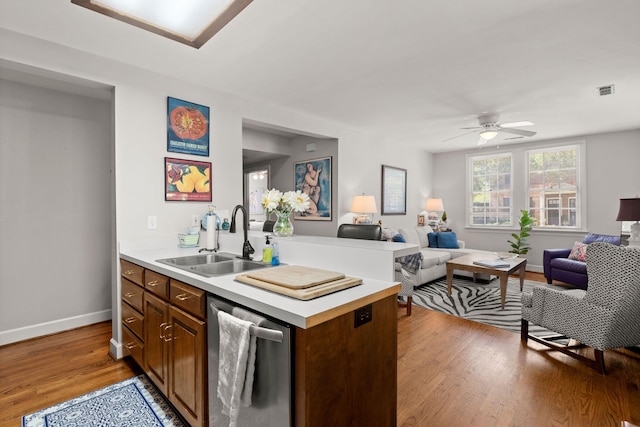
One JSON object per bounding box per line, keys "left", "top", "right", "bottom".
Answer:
{"left": 122, "top": 325, "right": 144, "bottom": 367}
{"left": 122, "top": 278, "right": 144, "bottom": 312}
{"left": 170, "top": 279, "right": 205, "bottom": 319}
{"left": 121, "top": 259, "right": 144, "bottom": 286}
{"left": 145, "top": 270, "right": 169, "bottom": 299}
{"left": 122, "top": 302, "right": 144, "bottom": 340}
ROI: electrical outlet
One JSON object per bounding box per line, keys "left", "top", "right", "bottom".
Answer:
{"left": 147, "top": 215, "right": 157, "bottom": 230}
{"left": 354, "top": 304, "right": 372, "bottom": 328}
{"left": 191, "top": 214, "right": 200, "bottom": 227}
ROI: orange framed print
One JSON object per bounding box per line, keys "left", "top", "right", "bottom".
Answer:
{"left": 167, "top": 97, "right": 210, "bottom": 156}
{"left": 165, "top": 157, "right": 211, "bottom": 201}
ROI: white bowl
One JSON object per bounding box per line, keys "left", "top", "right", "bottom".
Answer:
{"left": 495, "top": 252, "right": 517, "bottom": 260}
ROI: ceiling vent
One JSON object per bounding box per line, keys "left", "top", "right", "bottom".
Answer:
{"left": 598, "top": 84, "right": 615, "bottom": 96}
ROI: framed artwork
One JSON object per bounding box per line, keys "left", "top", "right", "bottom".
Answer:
{"left": 167, "top": 97, "right": 210, "bottom": 156}
{"left": 417, "top": 214, "right": 426, "bottom": 226}
{"left": 293, "top": 156, "right": 332, "bottom": 221}
{"left": 165, "top": 157, "right": 211, "bottom": 202}
{"left": 381, "top": 164, "right": 407, "bottom": 215}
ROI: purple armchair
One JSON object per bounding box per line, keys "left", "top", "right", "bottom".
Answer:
{"left": 543, "top": 233, "right": 621, "bottom": 289}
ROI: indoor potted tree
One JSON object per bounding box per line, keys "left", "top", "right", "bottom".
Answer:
{"left": 508, "top": 210, "right": 535, "bottom": 255}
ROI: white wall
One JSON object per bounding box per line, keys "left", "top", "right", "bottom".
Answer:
{"left": 338, "top": 129, "right": 435, "bottom": 232}
{"left": 432, "top": 129, "right": 640, "bottom": 271}
{"left": 0, "top": 78, "right": 113, "bottom": 344}
{"left": 0, "top": 29, "right": 434, "bottom": 346}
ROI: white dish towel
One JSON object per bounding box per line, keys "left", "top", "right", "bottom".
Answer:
{"left": 216, "top": 309, "right": 265, "bottom": 426}
{"left": 230, "top": 307, "right": 267, "bottom": 405}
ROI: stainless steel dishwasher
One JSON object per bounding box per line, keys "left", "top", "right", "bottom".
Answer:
{"left": 207, "top": 295, "right": 292, "bottom": 426}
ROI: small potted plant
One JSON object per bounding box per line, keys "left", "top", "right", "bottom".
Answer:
{"left": 508, "top": 210, "right": 535, "bottom": 255}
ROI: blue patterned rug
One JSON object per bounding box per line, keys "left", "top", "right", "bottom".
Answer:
{"left": 412, "top": 276, "right": 570, "bottom": 338}
{"left": 22, "top": 375, "right": 185, "bottom": 427}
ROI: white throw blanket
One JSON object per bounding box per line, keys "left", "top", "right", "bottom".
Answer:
{"left": 217, "top": 308, "right": 267, "bottom": 426}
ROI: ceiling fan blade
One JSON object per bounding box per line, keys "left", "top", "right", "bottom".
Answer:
{"left": 501, "top": 121, "right": 534, "bottom": 128}
{"left": 499, "top": 127, "right": 537, "bottom": 137}
{"left": 460, "top": 126, "right": 482, "bottom": 130}
{"left": 441, "top": 129, "right": 480, "bottom": 142}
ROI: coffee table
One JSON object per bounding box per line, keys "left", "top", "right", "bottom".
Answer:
{"left": 446, "top": 253, "right": 527, "bottom": 309}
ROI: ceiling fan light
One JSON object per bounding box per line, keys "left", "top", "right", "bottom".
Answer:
{"left": 480, "top": 130, "right": 498, "bottom": 140}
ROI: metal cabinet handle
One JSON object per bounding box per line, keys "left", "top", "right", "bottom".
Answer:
{"left": 125, "top": 342, "right": 136, "bottom": 350}
{"left": 175, "top": 293, "right": 190, "bottom": 301}
{"left": 123, "top": 269, "right": 135, "bottom": 275}
{"left": 147, "top": 280, "right": 160, "bottom": 286}
{"left": 163, "top": 324, "right": 173, "bottom": 342}
{"left": 124, "top": 292, "right": 136, "bottom": 298}
{"left": 159, "top": 322, "right": 167, "bottom": 339}
{"left": 124, "top": 316, "right": 135, "bottom": 324}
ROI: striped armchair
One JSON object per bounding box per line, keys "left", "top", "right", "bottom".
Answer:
{"left": 521, "top": 242, "right": 640, "bottom": 374}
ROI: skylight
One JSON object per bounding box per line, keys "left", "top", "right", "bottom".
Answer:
{"left": 71, "top": 0, "right": 253, "bottom": 48}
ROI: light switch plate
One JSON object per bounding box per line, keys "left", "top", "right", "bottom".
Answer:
{"left": 191, "top": 214, "right": 200, "bottom": 227}
{"left": 147, "top": 215, "right": 157, "bottom": 230}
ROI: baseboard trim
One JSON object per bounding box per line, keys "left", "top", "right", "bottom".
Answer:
{"left": 110, "top": 337, "right": 123, "bottom": 360}
{"left": 0, "top": 310, "right": 112, "bottom": 346}
{"left": 527, "top": 264, "right": 543, "bottom": 273}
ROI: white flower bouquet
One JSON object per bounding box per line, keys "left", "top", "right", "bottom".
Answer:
{"left": 261, "top": 189, "right": 310, "bottom": 237}
{"left": 261, "top": 189, "right": 310, "bottom": 214}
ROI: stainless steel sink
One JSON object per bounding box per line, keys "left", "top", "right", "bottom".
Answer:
{"left": 156, "top": 252, "right": 236, "bottom": 266}
{"left": 156, "top": 253, "right": 270, "bottom": 277}
{"left": 188, "top": 259, "right": 268, "bottom": 277}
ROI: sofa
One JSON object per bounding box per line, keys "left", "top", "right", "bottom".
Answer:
{"left": 543, "top": 233, "right": 621, "bottom": 289}
{"left": 393, "top": 226, "right": 496, "bottom": 286}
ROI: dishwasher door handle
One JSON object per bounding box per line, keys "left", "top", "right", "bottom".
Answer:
{"left": 210, "top": 303, "right": 284, "bottom": 343}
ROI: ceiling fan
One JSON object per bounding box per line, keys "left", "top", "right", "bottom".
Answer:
{"left": 444, "top": 114, "right": 536, "bottom": 145}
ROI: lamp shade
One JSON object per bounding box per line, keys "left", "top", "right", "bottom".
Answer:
{"left": 616, "top": 198, "right": 640, "bottom": 221}
{"left": 351, "top": 195, "right": 377, "bottom": 214}
{"left": 424, "top": 198, "right": 444, "bottom": 212}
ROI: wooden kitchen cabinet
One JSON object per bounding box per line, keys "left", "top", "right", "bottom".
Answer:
{"left": 144, "top": 282, "right": 206, "bottom": 427}
{"left": 120, "top": 260, "right": 207, "bottom": 427}
{"left": 168, "top": 304, "right": 206, "bottom": 427}
{"left": 120, "top": 260, "right": 145, "bottom": 367}
{"left": 294, "top": 294, "right": 398, "bottom": 427}
{"left": 144, "top": 292, "right": 169, "bottom": 395}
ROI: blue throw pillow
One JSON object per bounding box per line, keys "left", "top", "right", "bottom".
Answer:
{"left": 392, "top": 234, "right": 406, "bottom": 243}
{"left": 437, "top": 232, "right": 459, "bottom": 249}
{"left": 427, "top": 232, "right": 439, "bottom": 248}
{"left": 582, "top": 233, "right": 621, "bottom": 245}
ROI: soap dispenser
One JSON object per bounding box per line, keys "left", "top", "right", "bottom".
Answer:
{"left": 271, "top": 240, "right": 280, "bottom": 266}
{"left": 262, "top": 235, "right": 273, "bottom": 263}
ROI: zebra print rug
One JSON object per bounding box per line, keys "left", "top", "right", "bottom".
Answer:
{"left": 412, "top": 276, "right": 570, "bottom": 337}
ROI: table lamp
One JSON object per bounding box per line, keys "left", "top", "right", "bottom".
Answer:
{"left": 351, "top": 194, "right": 377, "bottom": 224}
{"left": 616, "top": 197, "right": 640, "bottom": 247}
{"left": 425, "top": 198, "right": 444, "bottom": 227}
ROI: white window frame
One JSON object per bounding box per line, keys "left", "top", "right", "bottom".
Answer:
{"left": 525, "top": 143, "right": 586, "bottom": 230}
{"left": 466, "top": 152, "right": 513, "bottom": 227}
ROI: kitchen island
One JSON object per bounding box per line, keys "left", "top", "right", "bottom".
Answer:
{"left": 118, "top": 236, "right": 407, "bottom": 426}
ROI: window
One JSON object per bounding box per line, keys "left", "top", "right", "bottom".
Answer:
{"left": 527, "top": 145, "right": 581, "bottom": 228}
{"left": 468, "top": 153, "right": 512, "bottom": 226}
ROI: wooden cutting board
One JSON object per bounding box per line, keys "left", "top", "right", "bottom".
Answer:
{"left": 235, "top": 273, "right": 362, "bottom": 300}
{"left": 242, "top": 265, "right": 346, "bottom": 289}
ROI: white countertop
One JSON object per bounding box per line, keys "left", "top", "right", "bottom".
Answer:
{"left": 119, "top": 238, "right": 402, "bottom": 329}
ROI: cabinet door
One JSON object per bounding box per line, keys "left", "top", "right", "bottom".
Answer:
{"left": 169, "top": 305, "right": 206, "bottom": 427}
{"left": 144, "top": 292, "right": 169, "bottom": 395}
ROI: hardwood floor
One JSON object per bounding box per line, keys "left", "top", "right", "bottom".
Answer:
{"left": 0, "top": 322, "right": 141, "bottom": 427}
{"left": 1, "top": 272, "right": 639, "bottom": 426}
